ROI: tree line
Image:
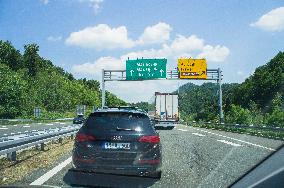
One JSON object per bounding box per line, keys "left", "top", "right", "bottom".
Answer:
{"left": 0, "top": 41, "right": 126, "bottom": 118}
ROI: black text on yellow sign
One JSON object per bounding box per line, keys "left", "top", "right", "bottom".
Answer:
{"left": 177, "top": 58, "right": 207, "bottom": 79}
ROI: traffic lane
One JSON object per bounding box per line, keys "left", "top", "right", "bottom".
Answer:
{"left": 0, "top": 122, "right": 74, "bottom": 137}
{"left": 36, "top": 125, "right": 282, "bottom": 188}
{"left": 45, "top": 163, "right": 159, "bottom": 188}
{"left": 176, "top": 124, "right": 283, "bottom": 150}
{"left": 152, "top": 127, "right": 276, "bottom": 187}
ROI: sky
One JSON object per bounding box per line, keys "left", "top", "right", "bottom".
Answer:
{"left": 0, "top": 0, "right": 284, "bottom": 103}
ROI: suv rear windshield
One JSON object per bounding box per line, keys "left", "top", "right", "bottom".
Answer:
{"left": 84, "top": 112, "right": 153, "bottom": 132}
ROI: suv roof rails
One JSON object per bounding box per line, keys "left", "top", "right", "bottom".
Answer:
{"left": 99, "top": 106, "right": 149, "bottom": 113}
{"left": 105, "top": 106, "right": 138, "bottom": 110}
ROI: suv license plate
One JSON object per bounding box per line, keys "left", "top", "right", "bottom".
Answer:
{"left": 104, "top": 142, "right": 130, "bottom": 150}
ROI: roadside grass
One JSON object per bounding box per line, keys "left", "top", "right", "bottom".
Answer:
{"left": 189, "top": 123, "right": 284, "bottom": 141}
{"left": 0, "top": 137, "right": 74, "bottom": 185}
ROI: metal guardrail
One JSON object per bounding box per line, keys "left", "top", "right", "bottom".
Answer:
{"left": 0, "top": 125, "right": 81, "bottom": 161}
{"left": 0, "top": 117, "right": 73, "bottom": 123}
{"left": 185, "top": 121, "right": 284, "bottom": 132}
{"left": 199, "top": 122, "right": 284, "bottom": 132}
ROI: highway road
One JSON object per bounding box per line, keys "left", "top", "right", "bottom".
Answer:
{"left": 0, "top": 122, "right": 73, "bottom": 137}
{"left": 14, "top": 124, "right": 284, "bottom": 187}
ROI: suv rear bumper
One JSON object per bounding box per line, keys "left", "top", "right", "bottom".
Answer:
{"left": 72, "top": 157, "right": 161, "bottom": 176}
{"left": 72, "top": 164, "right": 161, "bottom": 177}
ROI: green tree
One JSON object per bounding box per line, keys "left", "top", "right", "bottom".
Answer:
{"left": 0, "top": 64, "right": 27, "bottom": 118}
{"left": 0, "top": 41, "right": 23, "bottom": 70}
{"left": 23, "top": 44, "right": 40, "bottom": 76}
{"left": 225, "top": 105, "right": 252, "bottom": 124}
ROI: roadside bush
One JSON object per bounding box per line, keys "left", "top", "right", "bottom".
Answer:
{"left": 225, "top": 105, "right": 252, "bottom": 124}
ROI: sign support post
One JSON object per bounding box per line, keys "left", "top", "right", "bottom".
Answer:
{"left": 218, "top": 68, "right": 224, "bottom": 123}
{"left": 102, "top": 69, "right": 106, "bottom": 108}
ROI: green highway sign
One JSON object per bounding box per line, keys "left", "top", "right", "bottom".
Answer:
{"left": 126, "top": 58, "right": 167, "bottom": 80}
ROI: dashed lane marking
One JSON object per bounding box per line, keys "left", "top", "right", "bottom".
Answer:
{"left": 217, "top": 140, "right": 242, "bottom": 147}
{"left": 0, "top": 128, "right": 8, "bottom": 130}
{"left": 46, "top": 124, "right": 53, "bottom": 126}
{"left": 192, "top": 133, "right": 205, "bottom": 137}
{"left": 178, "top": 129, "right": 188, "bottom": 132}
{"left": 23, "top": 126, "right": 30, "bottom": 128}
{"left": 192, "top": 127, "right": 276, "bottom": 151}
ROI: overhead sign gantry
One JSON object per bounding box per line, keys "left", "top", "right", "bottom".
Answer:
{"left": 101, "top": 58, "right": 224, "bottom": 122}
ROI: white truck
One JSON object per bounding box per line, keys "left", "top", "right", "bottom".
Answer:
{"left": 154, "top": 92, "right": 179, "bottom": 129}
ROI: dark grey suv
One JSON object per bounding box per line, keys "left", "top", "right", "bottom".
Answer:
{"left": 72, "top": 107, "right": 162, "bottom": 179}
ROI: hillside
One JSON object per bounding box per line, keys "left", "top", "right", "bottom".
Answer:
{"left": 0, "top": 41, "right": 126, "bottom": 118}
{"left": 178, "top": 52, "right": 284, "bottom": 126}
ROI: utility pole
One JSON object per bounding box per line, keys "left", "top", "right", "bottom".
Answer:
{"left": 101, "top": 69, "right": 106, "bottom": 108}
{"left": 218, "top": 68, "right": 224, "bottom": 123}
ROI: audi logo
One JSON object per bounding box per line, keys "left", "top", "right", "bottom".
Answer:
{"left": 112, "top": 136, "right": 123, "bottom": 140}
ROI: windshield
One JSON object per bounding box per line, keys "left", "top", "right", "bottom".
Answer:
{"left": 0, "top": 1, "right": 283, "bottom": 188}
{"left": 85, "top": 112, "right": 152, "bottom": 132}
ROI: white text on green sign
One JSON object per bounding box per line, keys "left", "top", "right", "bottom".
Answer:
{"left": 126, "top": 59, "right": 167, "bottom": 80}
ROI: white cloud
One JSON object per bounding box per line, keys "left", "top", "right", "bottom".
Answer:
{"left": 170, "top": 35, "right": 204, "bottom": 53}
{"left": 40, "top": 0, "right": 49, "bottom": 5}
{"left": 47, "top": 36, "right": 62, "bottom": 42}
{"left": 250, "top": 7, "right": 284, "bottom": 31}
{"left": 79, "top": 0, "right": 104, "bottom": 14}
{"left": 197, "top": 45, "right": 230, "bottom": 62}
{"left": 138, "top": 22, "right": 172, "bottom": 45}
{"left": 122, "top": 35, "right": 229, "bottom": 65}
{"left": 65, "top": 24, "right": 135, "bottom": 50}
{"left": 66, "top": 23, "right": 172, "bottom": 50}
{"left": 71, "top": 56, "right": 124, "bottom": 80}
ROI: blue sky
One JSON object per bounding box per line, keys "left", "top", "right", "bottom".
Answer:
{"left": 1, "top": 0, "right": 284, "bottom": 102}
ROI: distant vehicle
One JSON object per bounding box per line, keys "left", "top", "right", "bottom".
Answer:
{"left": 71, "top": 107, "right": 162, "bottom": 179}
{"left": 73, "top": 114, "right": 85, "bottom": 124}
{"left": 154, "top": 92, "right": 179, "bottom": 129}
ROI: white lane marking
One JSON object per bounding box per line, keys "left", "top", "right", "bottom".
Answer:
{"left": 192, "top": 133, "right": 205, "bottom": 137}
{"left": 46, "top": 123, "right": 53, "bottom": 126}
{"left": 25, "top": 124, "right": 29, "bottom": 126}
{"left": 178, "top": 129, "right": 188, "bottom": 132}
{"left": 23, "top": 126, "right": 30, "bottom": 128}
{"left": 13, "top": 125, "right": 18, "bottom": 127}
{"left": 37, "top": 123, "right": 42, "bottom": 125}
{"left": 4, "top": 134, "right": 7, "bottom": 136}
{"left": 59, "top": 123, "right": 65, "bottom": 125}
{"left": 0, "top": 128, "right": 8, "bottom": 130}
{"left": 192, "top": 127, "right": 276, "bottom": 151}
{"left": 30, "top": 157, "right": 72, "bottom": 185}
{"left": 2, "top": 126, "right": 7, "bottom": 128}
{"left": 217, "top": 140, "right": 242, "bottom": 147}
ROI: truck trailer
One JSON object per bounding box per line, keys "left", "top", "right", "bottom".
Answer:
{"left": 154, "top": 92, "right": 179, "bottom": 129}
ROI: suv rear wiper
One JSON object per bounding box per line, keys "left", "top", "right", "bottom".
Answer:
{"left": 116, "top": 127, "right": 135, "bottom": 131}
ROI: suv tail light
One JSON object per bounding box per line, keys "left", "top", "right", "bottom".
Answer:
{"left": 138, "top": 135, "right": 160, "bottom": 143}
{"left": 75, "top": 133, "right": 96, "bottom": 142}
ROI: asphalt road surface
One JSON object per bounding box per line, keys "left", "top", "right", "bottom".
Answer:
{"left": 17, "top": 124, "right": 284, "bottom": 188}
{"left": 0, "top": 122, "right": 73, "bottom": 137}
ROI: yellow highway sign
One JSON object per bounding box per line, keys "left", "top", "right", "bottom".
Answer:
{"left": 177, "top": 58, "right": 207, "bottom": 79}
